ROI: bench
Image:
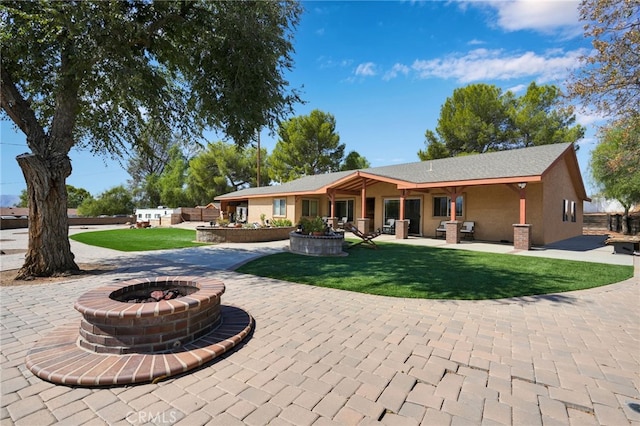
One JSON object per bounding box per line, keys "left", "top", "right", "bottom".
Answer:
{"left": 435, "top": 221, "right": 446, "bottom": 239}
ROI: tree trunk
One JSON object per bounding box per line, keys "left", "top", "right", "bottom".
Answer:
{"left": 15, "top": 152, "right": 79, "bottom": 279}
{"left": 622, "top": 207, "right": 630, "bottom": 235}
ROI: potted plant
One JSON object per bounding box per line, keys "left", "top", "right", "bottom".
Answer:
{"left": 300, "top": 216, "right": 326, "bottom": 236}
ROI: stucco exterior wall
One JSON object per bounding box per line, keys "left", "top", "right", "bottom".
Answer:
{"left": 541, "top": 156, "right": 584, "bottom": 244}
{"left": 461, "top": 184, "right": 544, "bottom": 244}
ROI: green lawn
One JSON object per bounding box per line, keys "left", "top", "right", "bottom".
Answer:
{"left": 70, "top": 228, "right": 207, "bottom": 251}
{"left": 237, "top": 241, "right": 633, "bottom": 300}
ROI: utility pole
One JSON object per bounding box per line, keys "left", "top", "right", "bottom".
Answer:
{"left": 256, "top": 129, "right": 261, "bottom": 187}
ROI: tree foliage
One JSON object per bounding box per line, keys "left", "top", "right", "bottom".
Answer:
{"left": 568, "top": 0, "right": 640, "bottom": 119}
{"left": 340, "top": 151, "right": 371, "bottom": 171}
{"left": 0, "top": 0, "right": 301, "bottom": 278}
{"left": 590, "top": 116, "right": 640, "bottom": 234}
{"left": 508, "top": 83, "right": 585, "bottom": 148}
{"left": 78, "top": 185, "right": 134, "bottom": 217}
{"left": 187, "top": 141, "right": 269, "bottom": 206}
{"left": 269, "top": 110, "right": 346, "bottom": 182}
{"left": 418, "top": 82, "right": 584, "bottom": 160}
{"left": 157, "top": 145, "right": 191, "bottom": 208}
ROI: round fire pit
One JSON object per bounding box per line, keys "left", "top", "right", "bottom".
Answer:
{"left": 75, "top": 277, "right": 224, "bottom": 354}
{"left": 26, "top": 276, "right": 253, "bottom": 386}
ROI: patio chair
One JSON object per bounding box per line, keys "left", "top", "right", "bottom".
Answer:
{"left": 382, "top": 218, "right": 395, "bottom": 234}
{"left": 344, "top": 222, "right": 381, "bottom": 249}
{"left": 461, "top": 221, "right": 475, "bottom": 240}
{"left": 337, "top": 216, "right": 348, "bottom": 228}
{"left": 435, "top": 221, "right": 447, "bottom": 238}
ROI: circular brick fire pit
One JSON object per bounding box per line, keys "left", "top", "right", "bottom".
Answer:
{"left": 26, "top": 276, "right": 253, "bottom": 387}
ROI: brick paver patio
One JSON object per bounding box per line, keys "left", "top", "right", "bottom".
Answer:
{"left": 1, "top": 236, "right": 639, "bottom": 425}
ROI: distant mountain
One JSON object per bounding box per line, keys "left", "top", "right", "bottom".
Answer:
{"left": 0, "top": 195, "right": 20, "bottom": 207}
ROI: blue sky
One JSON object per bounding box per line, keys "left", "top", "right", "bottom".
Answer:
{"left": 0, "top": 0, "right": 603, "bottom": 202}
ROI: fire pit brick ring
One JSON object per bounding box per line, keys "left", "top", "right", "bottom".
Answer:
{"left": 25, "top": 276, "right": 253, "bottom": 387}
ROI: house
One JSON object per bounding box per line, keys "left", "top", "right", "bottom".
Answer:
{"left": 215, "top": 143, "right": 590, "bottom": 249}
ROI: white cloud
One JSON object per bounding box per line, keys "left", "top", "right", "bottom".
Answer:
{"left": 574, "top": 110, "right": 605, "bottom": 127}
{"left": 383, "top": 63, "right": 410, "bottom": 81}
{"left": 468, "top": 39, "right": 485, "bottom": 46}
{"left": 315, "top": 28, "right": 325, "bottom": 36}
{"left": 506, "top": 84, "right": 527, "bottom": 94}
{"left": 480, "top": 0, "right": 582, "bottom": 37}
{"left": 318, "top": 56, "right": 353, "bottom": 69}
{"left": 354, "top": 62, "right": 377, "bottom": 77}
{"left": 407, "top": 48, "right": 586, "bottom": 84}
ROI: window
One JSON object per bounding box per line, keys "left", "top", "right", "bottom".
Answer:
{"left": 328, "top": 199, "right": 354, "bottom": 222}
{"left": 273, "top": 198, "right": 286, "bottom": 216}
{"left": 384, "top": 199, "right": 400, "bottom": 221}
{"left": 433, "top": 195, "right": 462, "bottom": 217}
{"left": 302, "top": 199, "right": 319, "bottom": 217}
{"left": 563, "top": 200, "right": 577, "bottom": 222}
{"left": 145, "top": 213, "right": 151, "bottom": 219}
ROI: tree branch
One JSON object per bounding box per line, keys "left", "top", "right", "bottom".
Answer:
{"left": 0, "top": 64, "right": 46, "bottom": 151}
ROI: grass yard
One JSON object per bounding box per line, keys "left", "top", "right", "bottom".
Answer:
{"left": 237, "top": 241, "right": 633, "bottom": 300}
{"left": 70, "top": 228, "right": 207, "bottom": 251}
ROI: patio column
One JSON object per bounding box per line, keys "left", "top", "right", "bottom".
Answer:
{"left": 445, "top": 187, "right": 462, "bottom": 244}
{"left": 396, "top": 190, "right": 408, "bottom": 239}
{"left": 328, "top": 190, "right": 337, "bottom": 229}
{"left": 358, "top": 178, "right": 369, "bottom": 221}
{"left": 512, "top": 183, "right": 531, "bottom": 250}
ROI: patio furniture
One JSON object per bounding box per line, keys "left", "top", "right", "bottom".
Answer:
{"left": 344, "top": 222, "right": 381, "bottom": 249}
{"left": 435, "top": 221, "right": 447, "bottom": 238}
{"left": 337, "top": 216, "right": 348, "bottom": 228}
{"left": 605, "top": 236, "right": 640, "bottom": 255}
{"left": 382, "top": 218, "right": 396, "bottom": 234}
{"left": 461, "top": 221, "right": 475, "bottom": 240}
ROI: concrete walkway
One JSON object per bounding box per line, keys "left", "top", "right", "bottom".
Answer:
{"left": 1, "top": 225, "right": 639, "bottom": 425}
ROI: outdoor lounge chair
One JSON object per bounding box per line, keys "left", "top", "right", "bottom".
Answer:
{"left": 435, "top": 221, "right": 447, "bottom": 238}
{"left": 461, "top": 221, "right": 475, "bottom": 240}
{"left": 344, "top": 222, "right": 381, "bottom": 249}
{"left": 382, "top": 218, "right": 395, "bottom": 234}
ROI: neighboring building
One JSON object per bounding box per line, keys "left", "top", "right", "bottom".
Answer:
{"left": 216, "top": 143, "right": 590, "bottom": 248}
{"left": 135, "top": 206, "right": 176, "bottom": 222}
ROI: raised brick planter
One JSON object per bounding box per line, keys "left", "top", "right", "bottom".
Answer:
{"left": 289, "top": 232, "right": 346, "bottom": 256}
{"left": 196, "top": 226, "right": 295, "bottom": 243}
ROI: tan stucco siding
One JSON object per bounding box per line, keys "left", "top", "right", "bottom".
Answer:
{"left": 463, "top": 186, "right": 518, "bottom": 243}
{"left": 248, "top": 195, "right": 297, "bottom": 224}
{"left": 247, "top": 198, "right": 274, "bottom": 223}
{"left": 541, "top": 156, "right": 584, "bottom": 244}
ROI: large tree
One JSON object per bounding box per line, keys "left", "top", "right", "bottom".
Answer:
{"left": 418, "top": 82, "right": 584, "bottom": 160}
{"left": 187, "top": 141, "right": 269, "bottom": 205}
{"left": 78, "top": 185, "right": 135, "bottom": 217}
{"left": 508, "top": 83, "right": 585, "bottom": 148}
{"left": 340, "top": 151, "right": 371, "bottom": 171}
{"left": 156, "top": 145, "right": 192, "bottom": 208}
{"left": 126, "top": 123, "right": 181, "bottom": 208}
{"left": 0, "top": 1, "right": 301, "bottom": 278}
{"left": 590, "top": 116, "right": 640, "bottom": 234}
{"left": 567, "top": 0, "right": 640, "bottom": 119}
{"left": 269, "top": 109, "right": 345, "bottom": 182}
